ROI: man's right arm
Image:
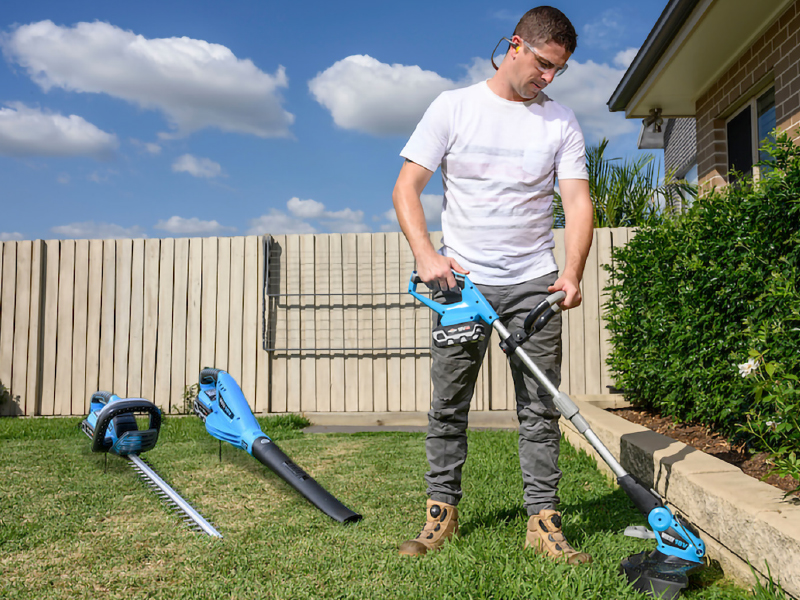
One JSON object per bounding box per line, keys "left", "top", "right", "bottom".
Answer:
{"left": 392, "top": 160, "right": 467, "bottom": 291}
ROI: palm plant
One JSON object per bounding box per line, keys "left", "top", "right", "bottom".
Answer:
{"left": 553, "top": 139, "right": 697, "bottom": 228}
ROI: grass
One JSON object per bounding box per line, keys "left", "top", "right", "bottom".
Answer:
{"left": 0, "top": 415, "right": 759, "bottom": 600}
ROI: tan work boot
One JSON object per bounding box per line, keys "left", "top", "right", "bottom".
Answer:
{"left": 399, "top": 499, "right": 458, "bottom": 556}
{"left": 525, "top": 509, "right": 592, "bottom": 564}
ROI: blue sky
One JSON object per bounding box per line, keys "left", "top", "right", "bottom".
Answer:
{"left": 0, "top": 0, "right": 665, "bottom": 241}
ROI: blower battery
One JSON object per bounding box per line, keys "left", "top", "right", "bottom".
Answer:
{"left": 433, "top": 321, "right": 486, "bottom": 347}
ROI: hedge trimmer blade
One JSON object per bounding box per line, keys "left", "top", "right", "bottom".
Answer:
{"left": 128, "top": 454, "right": 222, "bottom": 538}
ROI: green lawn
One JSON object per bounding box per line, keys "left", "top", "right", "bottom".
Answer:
{"left": 0, "top": 415, "right": 757, "bottom": 600}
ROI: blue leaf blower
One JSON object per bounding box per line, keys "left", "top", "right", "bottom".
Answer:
{"left": 193, "top": 368, "right": 362, "bottom": 524}
{"left": 410, "top": 272, "right": 705, "bottom": 600}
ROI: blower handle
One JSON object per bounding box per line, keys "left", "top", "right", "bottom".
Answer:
{"left": 523, "top": 291, "right": 566, "bottom": 334}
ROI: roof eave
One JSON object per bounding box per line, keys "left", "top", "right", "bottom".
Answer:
{"left": 607, "top": 0, "right": 702, "bottom": 114}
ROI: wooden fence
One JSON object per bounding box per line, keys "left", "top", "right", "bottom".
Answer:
{"left": 0, "top": 228, "right": 633, "bottom": 417}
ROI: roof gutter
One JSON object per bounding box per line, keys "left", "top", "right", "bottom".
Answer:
{"left": 607, "top": 0, "right": 702, "bottom": 113}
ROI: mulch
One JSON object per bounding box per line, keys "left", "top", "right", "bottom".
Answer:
{"left": 608, "top": 406, "right": 800, "bottom": 498}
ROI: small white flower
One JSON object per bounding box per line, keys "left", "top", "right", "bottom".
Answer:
{"left": 766, "top": 421, "right": 777, "bottom": 428}
{"left": 738, "top": 358, "right": 760, "bottom": 377}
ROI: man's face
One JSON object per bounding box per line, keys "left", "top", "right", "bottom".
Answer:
{"left": 509, "top": 37, "right": 571, "bottom": 101}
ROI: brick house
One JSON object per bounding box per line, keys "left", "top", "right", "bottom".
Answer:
{"left": 608, "top": 0, "right": 800, "bottom": 192}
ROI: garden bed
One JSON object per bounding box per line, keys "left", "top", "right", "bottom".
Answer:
{"left": 609, "top": 407, "right": 800, "bottom": 497}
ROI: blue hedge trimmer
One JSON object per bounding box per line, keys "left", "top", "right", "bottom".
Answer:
{"left": 82, "top": 392, "right": 222, "bottom": 538}
{"left": 193, "top": 368, "right": 362, "bottom": 524}
{"left": 409, "top": 272, "right": 706, "bottom": 600}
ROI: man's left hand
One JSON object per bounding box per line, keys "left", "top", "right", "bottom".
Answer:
{"left": 548, "top": 275, "right": 582, "bottom": 309}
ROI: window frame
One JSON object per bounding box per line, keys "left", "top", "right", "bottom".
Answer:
{"left": 724, "top": 81, "right": 775, "bottom": 182}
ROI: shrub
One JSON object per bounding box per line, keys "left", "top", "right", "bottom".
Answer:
{"left": 553, "top": 138, "right": 696, "bottom": 228}
{"left": 604, "top": 132, "right": 800, "bottom": 463}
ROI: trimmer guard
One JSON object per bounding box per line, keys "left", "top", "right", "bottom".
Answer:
{"left": 82, "top": 392, "right": 161, "bottom": 455}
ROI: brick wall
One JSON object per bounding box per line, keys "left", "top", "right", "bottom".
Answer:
{"left": 696, "top": 0, "right": 800, "bottom": 192}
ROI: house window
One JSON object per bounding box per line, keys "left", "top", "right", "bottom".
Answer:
{"left": 726, "top": 86, "right": 775, "bottom": 182}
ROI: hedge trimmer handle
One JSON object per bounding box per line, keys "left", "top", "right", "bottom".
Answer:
{"left": 523, "top": 291, "right": 566, "bottom": 334}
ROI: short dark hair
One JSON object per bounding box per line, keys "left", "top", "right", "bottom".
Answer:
{"left": 513, "top": 6, "right": 577, "bottom": 54}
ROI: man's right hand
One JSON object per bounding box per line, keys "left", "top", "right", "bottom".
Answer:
{"left": 415, "top": 251, "right": 469, "bottom": 291}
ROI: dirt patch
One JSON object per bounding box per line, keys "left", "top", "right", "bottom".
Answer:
{"left": 609, "top": 407, "right": 800, "bottom": 498}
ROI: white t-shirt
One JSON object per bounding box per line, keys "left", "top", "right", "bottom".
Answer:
{"left": 400, "top": 81, "right": 588, "bottom": 285}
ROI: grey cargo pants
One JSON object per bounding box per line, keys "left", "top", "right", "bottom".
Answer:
{"left": 425, "top": 271, "right": 563, "bottom": 516}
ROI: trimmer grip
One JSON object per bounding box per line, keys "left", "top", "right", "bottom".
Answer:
{"left": 409, "top": 271, "right": 467, "bottom": 290}
{"left": 251, "top": 437, "right": 362, "bottom": 524}
{"left": 523, "top": 291, "right": 567, "bottom": 334}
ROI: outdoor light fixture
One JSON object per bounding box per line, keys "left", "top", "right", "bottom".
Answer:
{"left": 637, "top": 107, "right": 665, "bottom": 149}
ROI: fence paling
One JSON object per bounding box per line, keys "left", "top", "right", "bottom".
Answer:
{"left": 0, "top": 229, "right": 624, "bottom": 416}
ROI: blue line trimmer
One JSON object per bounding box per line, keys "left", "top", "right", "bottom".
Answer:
{"left": 409, "top": 272, "right": 706, "bottom": 600}
{"left": 193, "top": 368, "right": 362, "bottom": 524}
{"left": 82, "top": 392, "right": 222, "bottom": 537}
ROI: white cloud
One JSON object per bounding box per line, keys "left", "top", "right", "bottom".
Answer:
{"left": 247, "top": 210, "right": 318, "bottom": 235}
{"left": 172, "top": 154, "right": 223, "bottom": 178}
{"left": 309, "top": 55, "right": 466, "bottom": 136}
{"left": 461, "top": 57, "right": 496, "bottom": 85}
{"left": 0, "top": 232, "right": 25, "bottom": 241}
{"left": 57, "top": 173, "right": 70, "bottom": 184}
{"left": 582, "top": 10, "right": 625, "bottom": 49}
{"left": 248, "top": 197, "right": 370, "bottom": 234}
{"left": 2, "top": 20, "right": 294, "bottom": 138}
{"left": 545, "top": 59, "right": 636, "bottom": 143}
{"left": 309, "top": 52, "right": 632, "bottom": 143}
{"left": 381, "top": 193, "right": 443, "bottom": 232}
{"left": 613, "top": 47, "right": 639, "bottom": 70}
{"left": 87, "top": 169, "right": 118, "bottom": 183}
{"left": 131, "top": 138, "right": 162, "bottom": 154}
{"left": 287, "top": 197, "right": 325, "bottom": 219}
{"left": 154, "top": 216, "right": 235, "bottom": 236}
{"left": 0, "top": 102, "right": 117, "bottom": 158}
{"left": 51, "top": 221, "right": 147, "bottom": 239}
{"left": 319, "top": 208, "right": 370, "bottom": 233}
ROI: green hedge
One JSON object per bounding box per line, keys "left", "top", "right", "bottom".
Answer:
{"left": 604, "top": 132, "right": 800, "bottom": 459}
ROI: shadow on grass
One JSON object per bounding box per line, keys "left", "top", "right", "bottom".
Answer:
{"left": 458, "top": 506, "right": 528, "bottom": 536}
{"left": 459, "top": 486, "right": 639, "bottom": 540}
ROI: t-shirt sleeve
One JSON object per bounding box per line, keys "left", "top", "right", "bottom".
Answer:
{"left": 554, "top": 110, "right": 588, "bottom": 180}
{"left": 399, "top": 93, "right": 451, "bottom": 172}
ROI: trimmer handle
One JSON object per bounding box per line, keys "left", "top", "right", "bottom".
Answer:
{"left": 523, "top": 291, "right": 566, "bottom": 334}
{"left": 408, "top": 271, "right": 499, "bottom": 326}
{"left": 410, "top": 271, "right": 467, "bottom": 290}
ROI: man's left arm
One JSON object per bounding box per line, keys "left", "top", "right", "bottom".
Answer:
{"left": 548, "top": 178, "right": 593, "bottom": 309}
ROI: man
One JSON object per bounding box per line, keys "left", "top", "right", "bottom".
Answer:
{"left": 392, "top": 6, "right": 594, "bottom": 563}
